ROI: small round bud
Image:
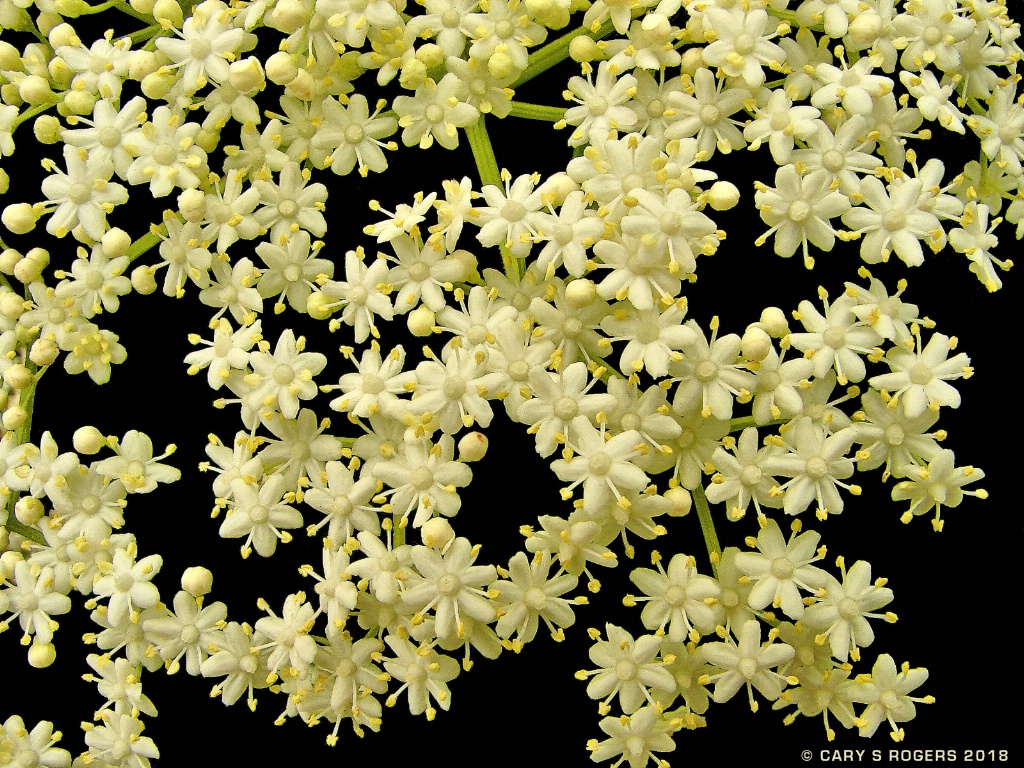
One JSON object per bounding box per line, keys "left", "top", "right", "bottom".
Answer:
{"left": 141, "top": 70, "right": 175, "bottom": 100}
{"left": 177, "top": 189, "right": 207, "bottom": 222}
{"left": 2, "top": 203, "right": 40, "bottom": 235}
{"left": 153, "top": 0, "right": 184, "bottom": 27}
{"left": 415, "top": 43, "right": 444, "bottom": 70}
{"left": 127, "top": 51, "right": 160, "bottom": 81}
{"left": 1, "top": 85, "right": 22, "bottom": 108}
{"left": 706, "top": 181, "right": 740, "bottom": 211}
{"left": 741, "top": 326, "right": 773, "bottom": 362}
{"left": 758, "top": 306, "right": 790, "bottom": 338}
{"left": 680, "top": 47, "right": 703, "bottom": 76}
{"left": 306, "top": 291, "right": 335, "bottom": 320}
{"left": 129, "top": 0, "right": 156, "bottom": 13}
{"left": 30, "top": 337, "right": 59, "bottom": 367}
{"left": 53, "top": 0, "right": 91, "bottom": 17}
{"left": 229, "top": 56, "right": 265, "bottom": 92}
{"left": 569, "top": 35, "right": 602, "bottom": 63}
{"left": 457, "top": 431, "right": 489, "bottom": 462}
{"left": 73, "top": 425, "right": 107, "bottom": 455}
{"left": 3, "top": 363, "right": 33, "bottom": 391}
{"left": 13, "top": 252, "right": 48, "bottom": 284}
{"left": 2, "top": 405, "right": 27, "bottom": 431}
{"left": 195, "top": 128, "right": 220, "bottom": 153}
{"left": 0, "top": 42, "right": 20, "bottom": 71}
{"left": 48, "top": 22, "right": 80, "bottom": 48}
{"left": 0, "top": 249, "right": 19, "bottom": 274}
{"left": 32, "top": 115, "right": 60, "bottom": 146}
{"left": 100, "top": 228, "right": 131, "bottom": 259}
{"left": 421, "top": 518, "right": 455, "bottom": 549}
{"left": 265, "top": 51, "right": 299, "bottom": 85}
{"left": 181, "top": 566, "right": 214, "bottom": 597}
{"left": 448, "top": 249, "right": 478, "bottom": 282}
{"left": 848, "top": 12, "right": 882, "bottom": 48}
{"left": 487, "top": 49, "right": 516, "bottom": 80}
{"left": 664, "top": 487, "right": 692, "bottom": 517}
{"left": 0, "top": 551, "right": 24, "bottom": 580}
{"left": 15, "top": 496, "right": 44, "bottom": 526}
{"left": 62, "top": 89, "right": 96, "bottom": 116}
{"left": 285, "top": 68, "right": 315, "bottom": 101}
{"left": 19, "top": 75, "right": 54, "bottom": 106}
{"left": 0, "top": 169, "right": 8, "bottom": 195}
{"left": 536, "top": 172, "right": 579, "bottom": 207}
{"left": 336, "top": 51, "right": 364, "bottom": 81}
{"left": 131, "top": 265, "right": 158, "bottom": 295}
{"left": 271, "top": 0, "right": 309, "bottom": 33}
{"left": 399, "top": 59, "right": 427, "bottom": 90}
{"left": 0, "top": 291, "right": 25, "bottom": 319}
{"left": 565, "top": 278, "right": 597, "bottom": 308}
{"left": 407, "top": 305, "right": 436, "bottom": 337}
{"left": 28, "top": 643, "right": 57, "bottom": 669}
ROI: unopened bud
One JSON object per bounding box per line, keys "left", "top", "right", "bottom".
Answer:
{"left": 458, "top": 431, "right": 488, "bottom": 462}
{"left": 664, "top": 487, "right": 692, "bottom": 517}
{"left": 181, "top": 566, "right": 214, "bottom": 597}
{"left": 73, "top": 425, "right": 107, "bottom": 455}
{"left": 569, "top": 35, "right": 603, "bottom": 63}
{"left": 270, "top": 0, "right": 309, "bottom": 33}
{"left": 178, "top": 189, "right": 207, "bottom": 222}
{"left": 0, "top": 291, "right": 25, "bottom": 319}
{"left": 407, "top": 305, "right": 435, "bottom": 337}
{"left": 741, "top": 326, "right": 773, "bottom": 362}
{"left": 285, "top": 68, "right": 315, "bottom": 101}
{"left": 680, "top": 47, "right": 703, "bottom": 77}
{"left": 0, "top": 169, "right": 8, "bottom": 195}
{"left": 848, "top": 12, "right": 882, "bottom": 48}
{"left": 131, "top": 265, "right": 158, "bottom": 295}
{"left": 758, "top": 306, "right": 790, "bottom": 338}
{"left": 19, "top": 75, "right": 54, "bottom": 105}
{"left": 565, "top": 278, "right": 597, "bottom": 308}
{"left": 28, "top": 643, "right": 56, "bottom": 669}
{"left": 449, "top": 249, "right": 478, "bottom": 282}
{"left": 49, "top": 22, "right": 80, "bottom": 48}
{"left": 63, "top": 89, "right": 96, "bottom": 116}
{"left": 0, "top": 551, "right": 24, "bottom": 580}
{"left": 0, "top": 249, "right": 19, "bottom": 274}
{"left": 129, "top": 0, "right": 156, "bottom": 13}
{"left": 265, "top": 51, "right": 299, "bottom": 85}
{"left": 487, "top": 49, "right": 515, "bottom": 80}
{"left": 153, "top": 0, "right": 184, "bottom": 27}
{"left": 30, "top": 338, "right": 59, "bottom": 366}
{"left": 3, "top": 363, "right": 32, "bottom": 391}
{"left": 706, "top": 181, "right": 740, "bottom": 211}
{"left": 15, "top": 496, "right": 44, "bottom": 526}
{"left": 101, "top": 228, "right": 131, "bottom": 258}
{"left": 415, "top": 43, "right": 444, "bottom": 70}
{"left": 3, "top": 405, "right": 27, "bottom": 431}
{"left": 229, "top": 56, "right": 265, "bottom": 92}
{"left": 2, "top": 203, "right": 39, "bottom": 235}
{"left": 536, "top": 172, "right": 579, "bottom": 207}
{"left": 306, "top": 291, "right": 334, "bottom": 320}
{"left": 420, "top": 518, "right": 455, "bottom": 549}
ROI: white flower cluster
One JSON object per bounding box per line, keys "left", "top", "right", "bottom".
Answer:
{"left": 0, "top": 0, "right": 1018, "bottom": 763}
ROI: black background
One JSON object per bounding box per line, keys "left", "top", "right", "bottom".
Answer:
{"left": 3, "top": 5, "right": 1022, "bottom": 765}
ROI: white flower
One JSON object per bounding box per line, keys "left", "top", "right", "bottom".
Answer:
{"left": 61, "top": 96, "right": 147, "bottom": 178}
{"left": 155, "top": 0, "right": 246, "bottom": 92}
{"left": 63, "top": 326, "right": 128, "bottom": 385}
{"left": 551, "top": 415, "right": 648, "bottom": 516}
{"left": 394, "top": 74, "right": 479, "bottom": 150}
{"left": 950, "top": 201, "right": 1012, "bottom": 291}
{"left": 142, "top": 590, "right": 227, "bottom": 675}
{"left": 185, "top": 318, "right": 262, "bottom": 390}
{"left": 743, "top": 89, "right": 820, "bottom": 163}
{"left": 314, "top": 93, "right": 398, "bottom": 177}
{"left": 247, "top": 329, "right": 327, "bottom": 420}
{"left": 849, "top": 654, "right": 931, "bottom": 740}
{"left": 82, "top": 712, "right": 159, "bottom": 768}
{"left": 701, "top": 619, "right": 795, "bottom": 710}
{"left": 705, "top": 427, "right": 785, "bottom": 521}
{"left": 762, "top": 417, "right": 858, "bottom": 517}
{"left": 371, "top": 434, "right": 472, "bottom": 528}
{"left": 388, "top": 235, "right": 462, "bottom": 313}
{"left": 0, "top": 716, "right": 71, "bottom": 768}
{"left": 383, "top": 635, "right": 460, "bottom": 718}
{"left": 665, "top": 67, "right": 748, "bottom": 158}
{"left": 563, "top": 62, "right": 638, "bottom": 146}
{"left": 253, "top": 162, "right": 329, "bottom": 244}
{"left": 734, "top": 518, "right": 828, "bottom": 619}
{"left": 92, "top": 545, "right": 162, "bottom": 626}
{"left": 153, "top": 217, "right": 213, "bottom": 298}
{"left": 493, "top": 550, "right": 579, "bottom": 648}
{"left": 328, "top": 344, "right": 416, "bottom": 420}
{"left": 803, "top": 559, "right": 894, "bottom": 663}
{"left": 304, "top": 460, "right": 380, "bottom": 541}
{"left": 53, "top": 246, "right": 132, "bottom": 318}
{"left": 254, "top": 593, "right": 318, "bottom": 676}
{"left": 199, "top": 256, "right": 263, "bottom": 324}
{"left": 600, "top": 303, "right": 692, "bottom": 379}
{"left": 411, "top": 348, "right": 504, "bottom": 434}
{"left": 850, "top": 390, "right": 941, "bottom": 479}
{"left": 577, "top": 623, "right": 675, "bottom": 715}
{"left": 255, "top": 231, "right": 333, "bottom": 313}
{"left": 788, "top": 292, "right": 883, "bottom": 385}
{"left": 702, "top": 7, "right": 786, "bottom": 88}
{"left": 517, "top": 362, "right": 618, "bottom": 457}
{"left": 0, "top": 560, "right": 72, "bottom": 644}
{"left": 221, "top": 474, "right": 303, "bottom": 558}
{"left": 40, "top": 146, "right": 128, "bottom": 240}
{"left": 93, "top": 430, "right": 180, "bottom": 494}
{"left": 890, "top": 449, "right": 985, "bottom": 531}
{"left": 628, "top": 553, "right": 719, "bottom": 641}
{"left": 869, "top": 331, "right": 971, "bottom": 418}
{"left": 669, "top": 319, "right": 754, "bottom": 420}
{"left": 587, "top": 706, "right": 678, "bottom": 768}
{"left": 900, "top": 69, "right": 966, "bottom": 133}
{"left": 123, "top": 106, "right": 208, "bottom": 198}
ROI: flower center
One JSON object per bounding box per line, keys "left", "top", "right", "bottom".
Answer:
{"left": 345, "top": 124, "right": 365, "bottom": 144}
{"left": 588, "top": 452, "right": 612, "bottom": 476}
{"left": 501, "top": 200, "right": 526, "bottom": 222}
{"left": 771, "top": 557, "right": 794, "bottom": 579}
{"left": 699, "top": 105, "right": 721, "bottom": 125}
{"left": 734, "top": 32, "right": 755, "bottom": 55}
{"left": 278, "top": 199, "right": 299, "bottom": 218}
{"left": 615, "top": 659, "right": 639, "bottom": 681}
{"left": 425, "top": 104, "right": 445, "bottom": 123}
{"left": 524, "top": 587, "right": 547, "bottom": 611}
{"left": 410, "top": 466, "right": 435, "bottom": 491}
{"left": 190, "top": 38, "right": 212, "bottom": 60}
{"left": 822, "top": 149, "right": 845, "bottom": 172}
{"left": 738, "top": 656, "right": 758, "bottom": 679}
{"left": 882, "top": 210, "right": 907, "bottom": 232}
{"left": 553, "top": 396, "right": 579, "bottom": 421}
{"left": 788, "top": 200, "right": 811, "bottom": 222}
{"left": 153, "top": 143, "right": 178, "bottom": 166}
{"left": 273, "top": 364, "right": 295, "bottom": 384}
{"left": 909, "top": 362, "right": 933, "bottom": 385}
{"left": 838, "top": 597, "right": 861, "bottom": 620}
{"left": 740, "top": 465, "right": 763, "bottom": 486}
{"left": 249, "top": 504, "right": 269, "bottom": 523}
{"left": 806, "top": 456, "right": 829, "bottom": 479}
{"left": 69, "top": 182, "right": 92, "bottom": 204}
{"left": 884, "top": 424, "right": 906, "bottom": 446}
{"left": 695, "top": 360, "right": 719, "bottom": 383}
{"left": 822, "top": 326, "right": 846, "bottom": 349}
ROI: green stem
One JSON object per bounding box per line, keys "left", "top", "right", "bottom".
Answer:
{"left": 508, "top": 101, "right": 567, "bottom": 122}
{"left": 2, "top": 374, "right": 45, "bottom": 547}
{"left": 512, "top": 17, "right": 616, "bottom": 88}
{"left": 129, "top": 23, "right": 164, "bottom": 44}
{"left": 12, "top": 100, "right": 61, "bottom": 130}
{"left": 125, "top": 224, "right": 166, "bottom": 263}
{"left": 2, "top": 516, "right": 44, "bottom": 546}
{"left": 692, "top": 484, "right": 720, "bottom": 578}
{"left": 463, "top": 118, "right": 520, "bottom": 281}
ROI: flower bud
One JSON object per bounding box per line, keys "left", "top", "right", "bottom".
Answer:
{"left": 270, "top": 0, "right": 308, "bottom": 33}
{"left": 758, "top": 306, "right": 790, "bottom": 337}
{"left": 0, "top": 170, "right": 9, "bottom": 195}
{"left": 131, "top": 265, "right": 158, "bottom": 295}
{"left": 33, "top": 114, "right": 63, "bottom": 144}
{"left": 664, "top": 487, "right": 692, "bottom": 517}
{"left": 458, "top": 431, "right": 488, "bottom": 462}
{"left": 28, "top": 643, "right": 56, "bottom": 669}
{"left": 127, "top": 50, "right": 160, "bottom": 81}
{"left": 536, "top": 172, "right": 579, "bottom": 207}
{"left": 3, "top": 363, "right": 33, "bottom": 391}
{"left": 53, "top": 0, "right": 91, "bottom": 16}
{"left": 1, "top": 204, "right": 38, "bottom": 234}
{"left": 37, "top": 12, "right": 62, "bottom": 36}
{"left": 0, "top": 42, "right": 21, "bottom": 71}
{"left": 0, "top": 290, "right": 25, "bottom": 319}
{"left": 416, "top": 43, "right": 445, "bottom": 70}
{"left": 63, "top": 88, "right": 96, "bottom": 116}
{"left": 487, "top": 49, "right": 516, "bottom": 80}
{"left": 0, "top": 551, "right": 24, "bottom": 580}
{"left": 48, "top": 22, "right": 80, "bottom": 48}
{"left": 741, "top": 326, "right": 772, "bottom": 362}
{"left": 0, "top": 249, "right": 19, "bottom": 274}
{"left": 407, "top": 305, "right": 435, "bottom": 337}
{"left": 18, "top": 75, "right": 54, "bottom": 105}
{"left": 3, "top": 404, "right": 27, "bottom": 431}
{"left": 706, "top": 181, "right": 740, "bottom": 211}
{"left": 30, "top": 337, "right": 59, "bottom": 366}
{"left": 399, "top": 58, "right": 427, "bottom": 90}
{"left": 14, "top": 250, "right": 48, "bottom": 283}
{"left": 153, "top": 0, "right": 184, "bottom": 27}
{"left": 141, "top": 70, "right": 175, "bottom": 100}
{"left": 565, "top": 278, "right": 597, "bottom": 308}
{"left": 73, "top": 425, "right": 107, "bottom": 455}
{"left": 229, "top": 56, "right": 265, "bottom": 92}
{"left": 15, "top": 496, "right": 44, "bottom": 526}
{"left": 448, "top": 249, "right": 478, "bottom": 282}
{"left": 680, "top": 47, "right": 703, "bottom": 76}
{"left": 285, "top": 68, "right": 315, "bottom": 101}
{"left": 306, "top": 291, "right": 334, "bottom": 320}
{"left": 101, "top": 227, "right": 131, "bottom": 258}
{"left": 421, "top": 518, "right": 455, "bottom": 549}
{"left": 129, "top": 0, "right": 156, "bottom": 13}
{"left": 178, "top": 189, "right": 207, "bottom": 222}
{"left": 181, "top": 565, "right": 214, "bottom": 597}
{"left": 265, "top": 51, "right": 299, "bottom": 85}
{"left": 196, "top": 127, "right": 220, "bottom": 153}
{"left": 569, "top": 35, "right": 603, "bottom": 63}
{"left": 848, "top": 12, "right": 881, "bottom": 48}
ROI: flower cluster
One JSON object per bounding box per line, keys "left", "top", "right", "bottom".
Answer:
{"left": 0, "top": 0, "right": 1017, "bottom": 763}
